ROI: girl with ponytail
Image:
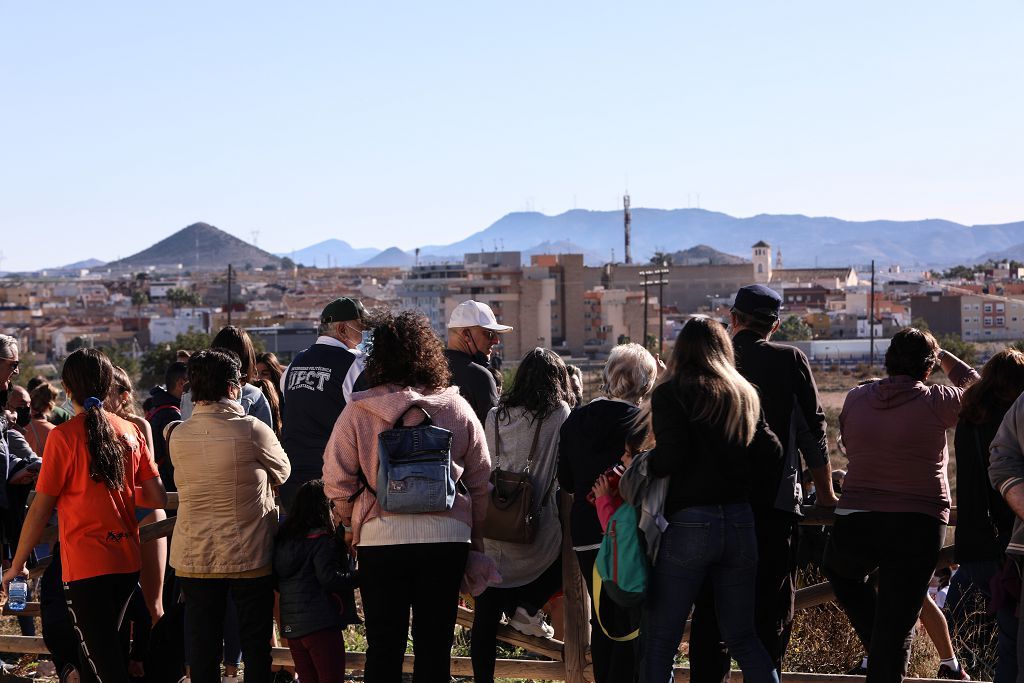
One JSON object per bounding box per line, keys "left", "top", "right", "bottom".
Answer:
{"left": 2, "top": 349, "right": 167, "bottom": 682}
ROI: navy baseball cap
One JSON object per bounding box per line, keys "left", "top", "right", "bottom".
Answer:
{"left": 731, "top": 285, "right": 782, "bottom": 323}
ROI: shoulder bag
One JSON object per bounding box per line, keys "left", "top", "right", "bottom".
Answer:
{"left": 482, "top": 412, "right": 554, "bottom": 544}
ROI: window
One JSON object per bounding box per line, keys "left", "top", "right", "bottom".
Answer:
{"left": 984, "top": 316, "right": 993, "bottom": 327}
{"left": 985, "top": 303, "right": 993, "bottom": 313}
{"left": 997, "top": 316, "right": 1005, "bottom": 326}
{"left": 997, "top": 303, "right": 1005, "bottom": 313}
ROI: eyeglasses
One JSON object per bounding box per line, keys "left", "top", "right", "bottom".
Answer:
{"left": 0, "top": 358, "right": 18, "bottom": 370}
{"left": 477, "top": 329, "right": 498, "bottom": 341}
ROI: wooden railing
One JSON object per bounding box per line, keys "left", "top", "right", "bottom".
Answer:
{"left": 1, "top": 495, "right": 978, "bottom": 682}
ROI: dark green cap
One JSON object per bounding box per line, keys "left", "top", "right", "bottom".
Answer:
{"left": 320, "top": 297, "right": 366, "bottom": 324}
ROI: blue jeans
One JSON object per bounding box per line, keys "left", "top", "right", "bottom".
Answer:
{"left": 644, "top": 504, "right": 778, "bottom": 683}
{"left": 945, "top": 560, "right": 1017, "bottom": 683}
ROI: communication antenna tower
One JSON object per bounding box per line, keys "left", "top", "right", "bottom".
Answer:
{"left": 251, "top": 230, "right": 260, "bottom": 247}
{"left": 623, "top": 193, "right": 632, "bottom": 265}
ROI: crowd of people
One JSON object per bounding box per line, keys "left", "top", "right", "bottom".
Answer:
{"left": 1, "top": 282, "right": 1024, "bottom": 683}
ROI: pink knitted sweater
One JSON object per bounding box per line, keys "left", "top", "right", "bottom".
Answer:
{"left": 322, "top": 384, "right": 492, "bottom": 549}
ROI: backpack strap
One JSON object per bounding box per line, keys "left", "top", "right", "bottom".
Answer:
{"left": 524, "top": 415, "right": 544, "bottom": 474}
{"left": 348, "top": 467, "right": 377, "bottom": 503}
{"left": 493, "top": 410, "right": 502, "bottom": 470}
{"left": 592, "top": 565, "right": 640, "bottom": 642}
{"left": 393, "top": 404, "right": 430, "bottom": 429}
{"left": 145, "top": 403, "right": 181, "bottom": 423}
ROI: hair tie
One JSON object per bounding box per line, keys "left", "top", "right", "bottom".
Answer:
{"left": 83, "top": 397, "right": 104, "bottom": 410}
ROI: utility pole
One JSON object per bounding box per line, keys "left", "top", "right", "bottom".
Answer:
{"left": 638, "top": 268, "right": 668, "bottom": 353}
{"left": 623, "top": 194, "right": 632, "bottom": 265}
{"left": 869, "top": 259, "right": 876, "bottom": 370}
{"left": 227, "top": 263, "right": 233, "bottom": 326}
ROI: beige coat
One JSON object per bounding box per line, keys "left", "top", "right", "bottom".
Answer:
{"left": 169, "top": 400, "right": 290, "bottom": 574}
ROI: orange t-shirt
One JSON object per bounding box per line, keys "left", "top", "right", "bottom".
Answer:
{"left": 36, "top": 413, "right": 160, "bottom": 582}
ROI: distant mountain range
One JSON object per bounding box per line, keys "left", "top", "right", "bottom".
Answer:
{"left": 283, "top": 208, "right": 1024, "bottom": 269}
{"left": 413, "top": 209, "right": 1024, "bottom": 267}
{"left": 279, "top": 238, "right": 381, "bottom": 268}
{"left": 16, "top": 208, "right": 1024, "bottom": 276}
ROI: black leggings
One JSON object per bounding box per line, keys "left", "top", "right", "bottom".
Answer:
{"left": 63, "top": 571, "right": 139, "bottom": 683}
{"left": 470, "top": 556, "right": 563, "bottom": 683}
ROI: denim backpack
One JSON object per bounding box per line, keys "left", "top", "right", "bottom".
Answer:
{"left": 357, "top": 405, "right": 456, "bottom": 514}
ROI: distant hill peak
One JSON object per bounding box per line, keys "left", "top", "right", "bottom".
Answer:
{"left": 107, "top": 222, "right": 281, "bottom": 271}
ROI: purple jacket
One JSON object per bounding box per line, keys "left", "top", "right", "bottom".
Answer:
{"left": 839, "top": 357, "right": 978, "bottom": 523}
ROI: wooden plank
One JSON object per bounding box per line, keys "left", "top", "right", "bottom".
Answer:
{"left": 2, "top": 602, "right": 40, "bottom": 617}
{"left": 0, "top": 638, "right": 988, "bottom": 682}
{"left": 140, "top": 516, "right": 176, "bottom": 543}
{"left": 560, "top": 489, "right": 591, "bottom": 683}
{"left": 798, "top": 506, "right": 958, "bottom": 527}
{"left": 792, "top": 545, "right": 956, "bottom": 612}
{"left": 455, "top": 605, "right": 564, "bottom": 661}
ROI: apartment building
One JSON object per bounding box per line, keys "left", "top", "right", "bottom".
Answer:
{"left": 911, "top": 292, "right": 1024, "bottom": 341}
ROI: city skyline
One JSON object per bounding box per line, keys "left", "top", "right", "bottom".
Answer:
{"left": 3, "top": 2, "right": 1023, "bottom": 271}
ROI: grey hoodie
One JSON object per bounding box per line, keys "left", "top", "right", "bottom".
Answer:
{"left": 988, "top": 392, "right": 1024, "bottom": 555}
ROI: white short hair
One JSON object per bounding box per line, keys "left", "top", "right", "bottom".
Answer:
{"left": 0, "top": 334, "right": 17, "bottom": 359}
{"left": 603, "top": 343, "right": 658, "bottom": 404}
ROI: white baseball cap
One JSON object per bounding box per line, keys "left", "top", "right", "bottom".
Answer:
{"left": 447, "top": 300, "right": 513, "bottom": 332}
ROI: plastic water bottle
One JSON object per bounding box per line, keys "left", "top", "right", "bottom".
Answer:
{"left": 8, "top": 575, "right": 28, "bottom": 612}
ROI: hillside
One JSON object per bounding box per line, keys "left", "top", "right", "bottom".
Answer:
{"left": 671, "top": 244, "right": 747, "bottom": 265}
{"left": 107, "top": 222, "right": 282, "bottom": 271}
{"left": 360, "top": 246, "right": 416, "bottom": 267}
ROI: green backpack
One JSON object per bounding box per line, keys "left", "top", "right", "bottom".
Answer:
{"left": 593, "top": 501, "right": 647, "bottom": 641}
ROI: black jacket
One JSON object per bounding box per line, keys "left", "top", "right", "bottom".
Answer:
{"left": 445, "top": 349, "right": 497, "bottom": 426}
{"left": 558, "top": 398, "right": 642, "bottom": 548}
{"left": 733, "top": 329, "right": 828, "bottom": 515}
{"left": 145, "top": 386, "right": 182, "bottom": 491}
{"left": 649, "top": 382, "right": 783, "bottom": 516}
{"left": 281, "top": 342, "right": 363, "bottom": 506}
{"left": 954, "top": 418, "right": 1015, "bottom": 562}
{"left": 273, "top": 529, "right": 357, "bottom": 638}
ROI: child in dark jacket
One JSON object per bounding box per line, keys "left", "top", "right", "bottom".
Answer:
{"left": 273, "top": 480, "right": 358, "bottom": 683}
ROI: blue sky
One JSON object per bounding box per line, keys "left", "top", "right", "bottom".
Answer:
{"left": 2, "top": 2, "right": 1022, "bottom": 271}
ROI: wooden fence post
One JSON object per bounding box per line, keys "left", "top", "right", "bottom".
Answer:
{"left": 560, "top": 489, "right": 592, "bottom": 683}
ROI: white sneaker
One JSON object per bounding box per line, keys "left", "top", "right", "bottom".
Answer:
{"left": 508, "top": 606, "right": 555, "bottom": 638}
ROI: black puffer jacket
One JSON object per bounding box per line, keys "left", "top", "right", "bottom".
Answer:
{"left": 273, "top": 528, "right": 358, "bottom": 638}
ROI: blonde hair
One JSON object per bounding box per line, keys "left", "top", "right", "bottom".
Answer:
{"left": 661, "top": 317, "right": 760, "bottom": 445}
{"left": 603, "top": 342, "right": 658, "bottom": 405}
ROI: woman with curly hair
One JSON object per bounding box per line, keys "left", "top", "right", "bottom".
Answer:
{"left": 471, "top": 348, "right": 572, "bottom": 683}
{"left": 322, "top": 311, "right": 492, "bottom": 683}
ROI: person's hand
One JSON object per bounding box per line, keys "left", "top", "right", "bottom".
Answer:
{"left": 2, "top": 562, "right": 27, "bottom": 595}
{"left": 9, "top": 468, "right": 37, "bottom": 485}
{"left": 654, "top": 354, "right": 668, "bottom": 374}
{"left": 591, "top": 475, "right": 611, "bottom": 500}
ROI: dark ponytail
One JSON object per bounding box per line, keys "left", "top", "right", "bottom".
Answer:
{"left": 62, "top": 349, "right": 126, "bottom": 490}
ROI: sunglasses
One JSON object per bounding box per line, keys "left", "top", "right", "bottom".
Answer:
{"left": 0, "top": 358, "right": 18, "bottom": 370}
